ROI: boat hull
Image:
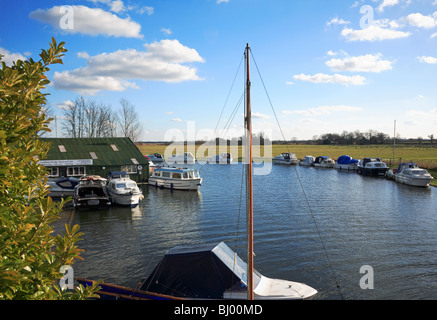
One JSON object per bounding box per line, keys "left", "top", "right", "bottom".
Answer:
{"left": 273, "top": 159, "right": 298, "bottom": 165}
{"left": 148, "top": 177, "right": 202, "bottom": 191}
{"left": 334, "top": 163, "right": 358, "bottom": 171}
{"left": 394, "top": 175, "right": 432, "bottom": 187}
{"left": 358, "top": 167, "right": 389, "bottom": 176}
{"left": 107, "top": 191, "right": 143, "bottom": 207}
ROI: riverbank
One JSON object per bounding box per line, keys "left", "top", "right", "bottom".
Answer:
{"left": 136, "top": 143, "right": 437, "bottom": 186}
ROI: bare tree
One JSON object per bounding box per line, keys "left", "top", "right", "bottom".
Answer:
{"left": 118, "top": 98, "right": 143, "bottom": 141}
{"left": 62, "top": 96, "right": 86, "bottom": 138}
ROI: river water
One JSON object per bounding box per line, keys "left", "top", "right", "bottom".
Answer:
{"left": 62, "top": 163, "right": 437, "bottom": 300}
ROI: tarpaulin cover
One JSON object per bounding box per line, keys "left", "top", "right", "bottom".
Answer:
{"left": 337, "top": 155, "right": 359, "bottom": 164}
{"left": 140, "top": 242, "right": 257, "bottom": 299}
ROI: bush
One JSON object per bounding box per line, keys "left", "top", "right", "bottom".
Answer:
{"left": 0, "top": 38, "right": 100, "bottom": 299}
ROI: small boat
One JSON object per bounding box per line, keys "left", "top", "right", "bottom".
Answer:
{"left": 148, "top": 167, "right": 202, "bottom": 191}
{"left": 299, "top": 155, "right": 315, "bottom": 166}
{"left": 47, "top": 177, "right": 79, "bottom": 198}
{"left": 106, "top": 171, "right": 143, "bottom": 207}
{"left": 391, "top": 162, "right": 434, "bottom": 187}
{"left": 146, "top": 153, "right": 165, "bottom": 163}
{"left": 334, "top": 155, "right": 359, "bottom": 171}
{"left": 73, "top": 175, "right": 111, "bottom": 209}
{"left": 166, "top": 152, "right": 196, "bottom": 165}
{"left": 357, "top": 158, "right": 389, "bottom": 176}
{"left": 138, "top": 242, "right": 318, "bottom": 300}
{"left": 313, "top": 156, "right": 335, "bottom": 168}
{"left": 208, "top": 152, "right": 233, "bottom": 164}
{"left": 272, "top": 152, "right": 298, "bottom": 165}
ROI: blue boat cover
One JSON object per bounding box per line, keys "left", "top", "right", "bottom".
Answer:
{"left": 337, "top": 155, "right": 359, "bottom": 165}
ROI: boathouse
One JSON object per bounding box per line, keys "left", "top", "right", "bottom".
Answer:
{"left": 39, "top": 137, "right": 149, "bottom": 183}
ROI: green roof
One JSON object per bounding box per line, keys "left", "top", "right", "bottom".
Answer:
{"left": 39, "top": 137, "right": 149, "bottom": 167}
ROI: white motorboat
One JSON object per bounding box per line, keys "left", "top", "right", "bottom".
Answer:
{"left": 73, "top": 175, "right": 111, "bottom": 209}
{"left": 208, "top": 152, "right": 233, "bottom": 164}
{"left": 272, "top": 152, "right": 298, "bottom": 165}
{"left": 299, "top": 155, "right": 315, "bottom": 166}
{"left": 334, "top": 155, "right": 359, "bottom": 171}
{"left": 148, "top": 167, "right": 202, "bottom": 191}
{"left": 392, "top": 162, "right": 434, "bottom": 187}
{"left": 166, "top": 152, "right": 196, "bottom": 165}
{"left": 106, "top": 171, "right": 144, "bottom": 207}
{"left": 357, "top": 158, "right": 389, "bottom": 176}
{"left": 47, "top": 177, "right": 79, "bottom": 198}
{"left": 146, "top": 153, "right": 165, "bottom": 163}
{"left": 313, "top": 156, "right": 335, "bottom": 168}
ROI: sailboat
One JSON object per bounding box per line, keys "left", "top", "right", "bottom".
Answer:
{"left": 76, "top": 44, "right": 317, "bottom": 300}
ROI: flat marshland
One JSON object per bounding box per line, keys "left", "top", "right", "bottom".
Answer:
{"left": 136, "top": 143, "right": 437, "bottom": 186}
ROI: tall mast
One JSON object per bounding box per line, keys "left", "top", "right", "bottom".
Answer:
{"left": 245, "top": 43, "right": 254, "bottom": 301}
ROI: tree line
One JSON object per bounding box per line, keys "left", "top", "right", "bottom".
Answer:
{"left": 61, "top": 96, "right": 143, "bottom": 142}
{"left": 313, "top": 130, "right": 391, "bottom": 145}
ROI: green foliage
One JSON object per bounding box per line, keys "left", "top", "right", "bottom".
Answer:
{"left": 0, "top": 38, "right": 100, "bottom": 299}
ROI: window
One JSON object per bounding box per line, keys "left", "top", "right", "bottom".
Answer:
{"left": 58, "top": 145, "right": 66, "bottom": 152}
{"left": 162, "top": 172, "right": 171, "bottom": 178}
{"left": 47, "top": 167, "right": 59, "bottom": 177}
{"left": 89, "top": 152, "right": 98, "bottom": 159}
{"left": 121, "top": 165, "right": 137, "bottom": 174}
{"left": 131, "top": 158, "right": 139, "bottom": 165}
{"left": 154, "top": 171, "right": 161, "bottom": 177}
{"left": 67, "top": 166, "right": 86, "bottom": 176}
{"left": 173, "top": 172, "right": 181, "bottom": 179}
{"left": 111, "top": 144, "right": 119, "bottom": 151}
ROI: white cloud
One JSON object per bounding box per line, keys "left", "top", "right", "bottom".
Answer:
{"left": 29, "top": 5, "right": 143, "bottom": 38}
{"left": 378, "top": 0, "right": 399, "bottom": 12}
{"left": 417, "top": 56, "right": 437, "bottom": 64}
{"left": 77, "top": 51, "right": 90, "bottom": 59}
{"left": 0, "top": 47, "right": 26, "bottom": 65}
{"left": 293, "top": 73, "right": 366, "bottom": 86}
{"left": 171, "top": 118, "right": 183, "bottom": 122}
{"left": 326, "top": 54, "right": 394, "bottom": 73}
{"left": 252, "top": 112, "right": 270, "bottom": 119}
{"left": 217, "top": 0, "right": 229, "bottom": 4}
{"left": 161, "top": 28, "right": 172, "bottom": 35}
{"left": 327, "top": 17, "right": 350, "bottom": 26}
{"left": 341, "top": 25, "right": 411, "bottom": 41}
{"left": 53, "top": 39, "right": 205, "bottom": 95}
{"left": 283, "top": 105, "right": 363, "bottom": 117}
{"left": 406, "top": 12, "right": 437, "bottom": 29}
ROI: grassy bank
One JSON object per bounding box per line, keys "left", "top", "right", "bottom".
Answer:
{"left": 136, "top": 143, "right": 437, "bottom": 186}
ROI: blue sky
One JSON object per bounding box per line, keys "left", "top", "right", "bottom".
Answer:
{"left": 1, "top": 0, "right": 437, "bottom": 141}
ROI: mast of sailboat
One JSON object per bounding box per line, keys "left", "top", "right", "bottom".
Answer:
{"left": 245, "top": 43, "right": 254, "bottom": 301}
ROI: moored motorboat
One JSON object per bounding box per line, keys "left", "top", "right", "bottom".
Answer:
{"left": 73, "top": 175, "right": 111, "bottom": 209}
{"left": 357, "top": 158, "right": 389, "bottom": 176}
{"left": 47, "top": 177, "right": 79, "bottom": 198}
{"left": 272, "top": 152, "right": 298, "bottom": 165}
{"left": 391, "top": 162, "right": 434, "bottom": 187}
{"left": 208, "top": 152, "right": 233, "bottom": 164}
{"left": 146, "top": 153, "right": 165, "bottom": 163}
{"left": 166, "top": 152, "right": 196, "bottom": 165}
{"left": 148, "top": 167, "right": 202, "bottom": 191}
{"left": 313, "top": 156, "right": 335, "bottom": 168}
{"left": 334, "top": 155, "right": 359, "bottom": 171}
{"left": 106, "top": 171, "right": 143, "bottom": 207}
{"left": 299, "top": 155, "right": 315, "bottom": 166}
